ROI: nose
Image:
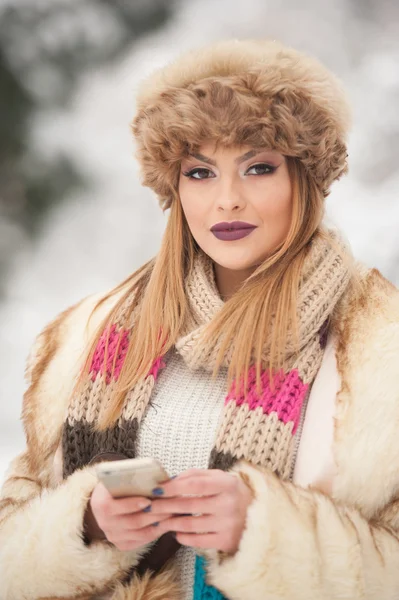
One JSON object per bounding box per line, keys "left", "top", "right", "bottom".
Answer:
{"left": 216, "top": 176, "right": 246, "bottom": 212}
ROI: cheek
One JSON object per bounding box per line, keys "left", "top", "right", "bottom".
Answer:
{"left": 179, "top": 186, "right": 207, "bottom": 232}
{"left": 256, "top": 181, "right": 292, "bottom": 226}
{"left": 181, "top": 202, "right": 203, "bottom": 233}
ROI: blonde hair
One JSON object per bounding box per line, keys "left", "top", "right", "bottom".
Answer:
{"left": 74, "top": 156, "right": 353, "bottom": 431}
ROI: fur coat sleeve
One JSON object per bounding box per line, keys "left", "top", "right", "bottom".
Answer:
{"left": 204, "top": 459, "right": 399, "bottom": 600}
{"left": 204, "top": 269, "right": 399, "bottom": 600}
{"left": 0, "top": 293, "right": 146, "bottom": 600}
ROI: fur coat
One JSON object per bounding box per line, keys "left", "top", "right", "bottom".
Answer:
{"left": 1, "top": 266, "right": 399, "bottom": 600}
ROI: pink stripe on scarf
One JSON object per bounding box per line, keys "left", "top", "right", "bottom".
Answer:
{"left": 90, "top": 327, "right": 166, "bottom": 384}
{"left": 148, "top": 355, "right": 166, "bottom": 379}
{"left": 227, "top": 367, "right": 308, "bottom": 433}
{"left": 90, "top": 325, "right": 130, "bottom": 383}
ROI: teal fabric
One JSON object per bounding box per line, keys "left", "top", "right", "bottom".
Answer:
{"left": 193, "top": 554, "right": 227, "bottom": 600}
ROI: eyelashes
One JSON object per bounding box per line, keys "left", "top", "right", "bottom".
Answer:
{"left": 182, "top": 167, "right": 212, "bottom": 180}
{"left": 246, "top": 163, "right": 277, "bottom": 176}
{"left": 182, "top": 163, "right": 277, "bottom": 180}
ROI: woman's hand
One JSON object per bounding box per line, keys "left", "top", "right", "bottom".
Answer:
{"left": 150, "top": 468, "right": 254, "bottom": 554}
{"left": 87, "top": 481, "right": 172, "bottom": 551}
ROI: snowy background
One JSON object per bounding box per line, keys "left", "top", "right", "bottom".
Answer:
{"left": 0, "top": 0, "right": 398, "bottom": 483}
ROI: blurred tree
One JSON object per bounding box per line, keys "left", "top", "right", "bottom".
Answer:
{"left": 0, "top": 0, "right": 173, "bottom": 294}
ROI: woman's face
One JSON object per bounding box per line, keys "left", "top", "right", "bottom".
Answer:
{"left": 178, "top": 142, "right": 293, "bottom": 275}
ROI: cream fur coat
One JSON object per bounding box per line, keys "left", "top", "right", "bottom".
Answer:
{"left": 1, "top": 266, "right": 399, "bottom": 600}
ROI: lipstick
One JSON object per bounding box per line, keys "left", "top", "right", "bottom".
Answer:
{"left": 210, "top": 221, "right": 257, "bottom": 241}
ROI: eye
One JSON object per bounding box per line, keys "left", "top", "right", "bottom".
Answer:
{"left": 246, "top": 163, "right": 277, "bottom": 176}
{"left": 182, "top": 167, "right": 214, "bottom": 180}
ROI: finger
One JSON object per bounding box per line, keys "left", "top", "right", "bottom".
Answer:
{"left": 151, "top": 494, "right": 223, "bottom": 515}
{"left": 174, "top": 532, "right": 221, "bottom": 550}
{"left": 107, "top": 495, "right": 153, "bottom": 516}
{"left": 110, "top": 522, "right": 164, "bottom": 547}
{"left": 159, "top": 470, "right": 238, "bottom": 498}
{"left": 160, "top": 514, "right": 219, "bottom": 535}
{"left": 169, "top": 468, "right": 209, "bottom": 481}
{"left": 107, "top": 511, "right": 173, "bottom": 534}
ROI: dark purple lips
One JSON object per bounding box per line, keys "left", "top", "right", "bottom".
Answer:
{"left": 210, "top": 221, "right": 257, "bottom": 241}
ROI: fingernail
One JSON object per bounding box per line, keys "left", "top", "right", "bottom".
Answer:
{"left": 153, "top": 522, "right": 160, "bottom": 527}
{"left": 170, "top": 475, "right": 177, "bottom": 480}
{"left": 142, "top": 505, "right": 152, "bottom": 513}
{"left": 152, "top": 487, "right": 164, "bottom": 496}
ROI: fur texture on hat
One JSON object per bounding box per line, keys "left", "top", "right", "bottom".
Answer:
{"left": 131, "top": 39, "right": 351, "bottom": 209}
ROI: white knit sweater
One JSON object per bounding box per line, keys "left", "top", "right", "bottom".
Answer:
{"left": 136, "top": 347, "right": 228, "bottom": 600}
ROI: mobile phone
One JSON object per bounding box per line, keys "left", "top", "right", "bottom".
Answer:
{"left": 95, "top": 457, "right": 170, "bottom": 498}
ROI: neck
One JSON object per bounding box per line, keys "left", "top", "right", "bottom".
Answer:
{"left": 213, "top": 262, "right": 256, "bottom": 301}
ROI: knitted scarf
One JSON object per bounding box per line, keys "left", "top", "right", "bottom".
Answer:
{"left": 62, "top": 231, "right": 351, "bottom": 597}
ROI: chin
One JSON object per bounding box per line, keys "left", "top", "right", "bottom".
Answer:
{"left": 206, "top": 249, "right": 262, "bottom": 273}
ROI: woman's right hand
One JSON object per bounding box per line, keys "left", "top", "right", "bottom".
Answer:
{"left": 85, "top": 481, "right": 172, "bottom": 551}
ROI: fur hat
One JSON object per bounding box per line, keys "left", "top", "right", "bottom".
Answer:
{"left": 131, "top": 39, "right": 351, "bottom": 209}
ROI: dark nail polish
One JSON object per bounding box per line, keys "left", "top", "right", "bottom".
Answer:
{"left": 152, "top": 487, "right": 164, "bottom": 496}
{"left": 142, "top": 505, "right": 152, "bottom": 513}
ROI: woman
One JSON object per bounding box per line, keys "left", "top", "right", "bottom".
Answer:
{"left": 1, "top": 38, "right": 399, "bottom": 600}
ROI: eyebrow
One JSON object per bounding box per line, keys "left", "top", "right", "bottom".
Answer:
{"left": 187, "top": 149, "right": 268, "bottom": 166}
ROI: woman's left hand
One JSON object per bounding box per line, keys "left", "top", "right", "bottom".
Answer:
{"left": 150, "top": 468, "right": 253, "bottom": 554}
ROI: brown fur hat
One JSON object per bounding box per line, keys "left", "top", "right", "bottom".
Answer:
{"left": 131, "top": 39, "right": 351, "bottom": 209}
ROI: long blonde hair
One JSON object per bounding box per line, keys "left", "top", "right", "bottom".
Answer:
{"left": 75, "top": 157, "right": 351, "bottom": 431}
